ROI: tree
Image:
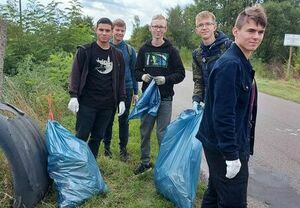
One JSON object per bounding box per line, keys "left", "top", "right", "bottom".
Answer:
{"left": 167, "top": 6, "right": 190, "bottom": 49}
{"left": 0, "top": 18, "right": 7, "bottom": 98}
{"left": 129, "top": 25, "right": 151, "bottom": 49}
{"left": 133, "top": 15, "right": 140, "bottom": 29}
{"left": 257, "top": 1, "right": 300, "bottom": 62}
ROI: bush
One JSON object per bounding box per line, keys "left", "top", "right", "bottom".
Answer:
{"left": 3, "top": 53, "right": 72, "bottom": 126}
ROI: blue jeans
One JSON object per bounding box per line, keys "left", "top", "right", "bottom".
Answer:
{"left": 201, "top": 146, "right": 249, "bottom": 208}
{"left": 103, "top": 88, "right": 133, "bottom": 150}
{"left": 140, "top": 100, "right": 172, "bottom": 164}
{"left": 76, "top": 104, "right": 113, "bottom": 158}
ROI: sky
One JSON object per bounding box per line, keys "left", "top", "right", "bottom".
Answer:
{"left": 0, "top": 0, "right": 194, "bottom": 39}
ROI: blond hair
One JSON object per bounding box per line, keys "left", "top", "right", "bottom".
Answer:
{"left": 112, "top": 18, "right": 126, "bottom": 29}
{"left": 195, "top": 11, "right": 216, "bottom": 24}
{"left": 151, "top": 14, "right": 167, "bottom": 25}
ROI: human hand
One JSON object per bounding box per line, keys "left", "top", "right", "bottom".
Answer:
{"left": 192, "top": 101, "right": 200, "bottom": 114}
{"left": 142, "top": 74, "right": 152, "bottom": 83}
{"left": 153, "top": 76, "right": 166, "bottom": 85}
{"left": 68, "top": 98, "right": 79, "bottom": 114}
{"left": 132, "top": 94, "right": 139, "bottom": 105}
{"left": 118, "top": 101, "right": 125, "bottom": 116}
{"left": 225, "top": 159, "right": 241, "bottom": 179}
{"left": 199, "top": 101, "right": 205, "bottom": 108}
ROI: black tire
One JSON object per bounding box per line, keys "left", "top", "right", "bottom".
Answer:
{"left": 0, "top": 102, "right": 50, "bottom": 208}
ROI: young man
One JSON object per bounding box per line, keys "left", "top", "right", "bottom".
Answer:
{"left": 192, "top": 11, "right": 232, "bottom": 111}
{"left": 103, "top": 18, "right": 139, "bottom": 161}
{"left": 68, "top": 17, "right": 126, "bottom": 159}
{"left": 134, "top": 14, "right": 185, "bottom": 175}
{"left": 197, "top": 5, "right": 267, "bottom": 207}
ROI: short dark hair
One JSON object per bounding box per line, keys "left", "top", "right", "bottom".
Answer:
{"left": 96, "top": 17, "right": 113, "bottom": 27}
{"left": 235, "top": 4, "right": 267, "bottom": 29}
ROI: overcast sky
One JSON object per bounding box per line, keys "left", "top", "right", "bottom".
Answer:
{"left": 0, "top": 0, "right": 194, "bottom": 39}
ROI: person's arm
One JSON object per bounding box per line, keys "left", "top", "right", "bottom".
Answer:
{"left": 130, "top": 49, "right": 139, "bottom": 95}
{"left": 118, "top": 51, "right": 126, "bottom": 102}
{"left": 68, "top": 47, "right": 85, "bottom": 98}
{"left": 213, "top": 61, "right": 240, "bottom": 160}
{"left": 192, "top": 50, "right": 204, "bottom": 103}
{"left": 135, "top": 46, "right": 152, "bottom": 84}
{"left": 164, "top": 47, "right": 185, "bottom": 84}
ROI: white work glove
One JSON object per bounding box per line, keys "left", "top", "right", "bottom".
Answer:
{"left": 132, "top": 94, "right": 139, "bottom": 105}
{"left": 225, "top": 159, "right": 241, "bottom": 179}
{"left": 118, "top": 101, "right": 125, "bottom": 116}
{"left": 142, "top": 74, "right": 152, "bottom": 83}
{"left": 68, "top": 98, "right": 79, "bottom": 114}
{"left": 199, "top": 101, "right": 205, "bottom": 108}
{"left": 192, "top": 101, "right": 200, "bottom": 114}
{"left": 153, "top": 76, "right": 166, "bottom": 85}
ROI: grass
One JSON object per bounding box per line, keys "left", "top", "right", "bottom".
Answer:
{"left": 33, "top": 117, "right": 204, "bottom": 207}
{"left": 0, "top": 149, "right": 14, "bottom": 207}
{"left": 256, "top": 78, "right": 300, "bottom": 104}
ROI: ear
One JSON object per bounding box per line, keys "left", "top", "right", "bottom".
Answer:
{"left": 212, "top": 24, "right": 217, "bottom": 32}
{"left": 149, "top": 25, "right": 152, "bottom": 32}
{"left": 232, "top": 26, "right": 238, "bottom": 37}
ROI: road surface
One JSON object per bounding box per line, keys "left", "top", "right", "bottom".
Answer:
{"left": 172, "top": 71, "right": 300, "bottom": 208}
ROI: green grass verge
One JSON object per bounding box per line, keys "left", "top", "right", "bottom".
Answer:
{"left": 256, "top": 78, "right": 300, "bottom": 104}
{"left": 35, "top": 117, "right": 204, "bottom": 208}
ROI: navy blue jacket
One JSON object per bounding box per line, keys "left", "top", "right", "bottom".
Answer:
{"left": 110, "top": 40, "right": 138, "bottom": 95}
{"left": 196, "top": 43, "right": 257, "bottom": 160}
{"left": 192, "top": 31, "right": 232, "bottom": 103}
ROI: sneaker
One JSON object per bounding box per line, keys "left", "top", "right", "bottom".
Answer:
{"left": 134, "top": 163, "right": 153, "bottom": 175}
{"left": 104, "top": 148, "right": 112, "bottom": 158}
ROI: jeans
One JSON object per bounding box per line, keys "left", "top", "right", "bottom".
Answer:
{"left": 76, "top": 104, "right": 113, "bottom": 158}
{"left": 140, "top": 100, "right": 172, "bottom": 164}
{"left": 103, "top": 88, "right": 133, "bottom": 150}
{"left": 201, "top": 146, "right": 249, "bottom": 208}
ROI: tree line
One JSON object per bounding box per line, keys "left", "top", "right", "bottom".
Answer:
{"left": 1, "top": 0, "right": 300, "bottom": 77}
{"left": 130, "top": 0, "right": 300, "bottom": 72}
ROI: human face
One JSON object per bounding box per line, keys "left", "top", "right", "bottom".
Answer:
{"left": 233, "top": 19, "right": 265, "bottom": 58}
{"left": 149, "top": 19, "right": 167, "bottom": 41}
{"left": 113, "top": 25, "right": 126, "bottom": 43}
{"left": 95, "top": 23, "right": 112, "bottom": 44}
{"left": 195, "top": 17, "right": 216, "bottom": 43}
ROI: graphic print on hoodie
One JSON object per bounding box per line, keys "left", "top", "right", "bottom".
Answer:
{"left": 145, "top": 52, "right": 169, "bottom": 68}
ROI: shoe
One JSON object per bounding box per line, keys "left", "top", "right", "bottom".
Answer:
{"left": 120, "top": 148, "right": 130, "bottom": 162}
{"left": 134, "top": 163, "right": 153, "bottom": 175}
{"left": 104, "top": 148, "right": 112, "bottom": 158}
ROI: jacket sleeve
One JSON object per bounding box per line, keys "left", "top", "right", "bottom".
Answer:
{"left": 135, "top": 47, "right": 145, "bottom": 82}
{"left": 192, "top": 50, "right": 204, "bottom": 103}
{"left": 118, "top": 52, "right": 126, "bottom": 102}
{"left": 68, "top": 47, "right": 85, "bottom": 98}
{"left": 130, "top": 49, "right": 139, "bottom": 95}
{"left": 213, "top": 61, "right": 240, "bottom": 160}
{"left": 164, "top": 47, "right": 185, "bottom": 84}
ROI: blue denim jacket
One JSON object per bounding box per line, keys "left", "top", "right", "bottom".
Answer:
{"left": 197, "top": 43, "right": 256, "bottom": 160}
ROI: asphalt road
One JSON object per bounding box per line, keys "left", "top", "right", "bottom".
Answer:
{"left": 172, "top": 71, "right": 300, "bottom": 208}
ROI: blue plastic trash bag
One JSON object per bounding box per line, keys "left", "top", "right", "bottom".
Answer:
{"left": 154, "top": 109, "right": 203, "bottom": 208}
{"left": 128, "top": 80, "right": 160, "bottom": 120}
{"left": 45, "top": 120, "right": 107, "bottom": 208}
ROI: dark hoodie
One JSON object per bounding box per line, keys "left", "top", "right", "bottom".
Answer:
{"left": 135, "top": 38, "right": 185, "bottom": 99}
{"left": 192, "top": 31, "right": 232, "bottom": 103}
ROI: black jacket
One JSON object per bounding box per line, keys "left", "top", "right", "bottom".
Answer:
{"left": 135, "top": 39, "right": 185, "bottom": 99}
{"left": 68, "top": 42, "right": 126, "bottom": 107}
